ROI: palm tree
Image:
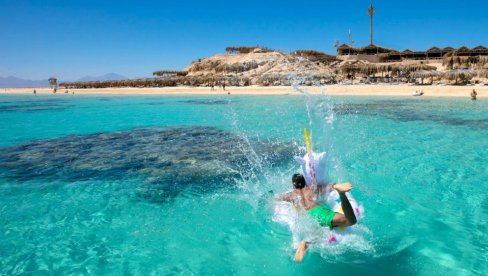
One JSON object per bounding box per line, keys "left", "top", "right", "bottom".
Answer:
{"left": 368, "top": 4, "right": 375, "bottom": 45}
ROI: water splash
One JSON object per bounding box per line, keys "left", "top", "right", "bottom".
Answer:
{"left": 223, "top": 100, "right": 299, "bottom": 207}
{"left": 291, "top": 82, "right": 349, "bottom": 183}
{"left": 272, "top": 201, "right": 374, "bottom": 262}
{"left": 264, "top": 81, "right": 375, "bottom": 261}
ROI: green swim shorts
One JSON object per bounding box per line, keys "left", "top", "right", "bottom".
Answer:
{"left": 308, "top": 205, "right": 336, "bottom": 228}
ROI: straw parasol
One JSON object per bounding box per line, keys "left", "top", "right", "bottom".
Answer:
{"left": 478, "top": 70, "right": 488, "bottom": 78}
{"left": 399, "top": 64, "right": 437, "bottom": 73}
{"left": 411, "top": 70, "right": 440, "bottom": 78}
{"left": 443, "top": 69, "right": 476, "bottom": 84}
{"left": 443, "top": 55, "right": 488, "bottom": 70}
{"left": 411, "top": 70, "right": 440, "bottom": 84}
{"left": 338, "top": 62, "right": 437, "bottom": 80}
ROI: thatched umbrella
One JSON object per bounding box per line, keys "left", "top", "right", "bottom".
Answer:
{"left": 478, "top": 70, "right": 488, "bottom": 79}
{"left": 410, "top": 70, "right": 438, "bottom": 78}
{"left": 411, "top": 70, "right": 441, "bottom": 84}
{"left": 338, "top": 62, "right": 436, "bottom": 81}
{"left": 443, "top": 55, "right": 488, "bottom": 70}
{"left": 339, "top": 61, "right": 365, "bottom": 79}
{"left": 358, "top": 64, "right": 380, "bottom": 76}
{"left": 382, "top": 64, "right": 436, "bottom": 78}
{"left": 399, "top": 64, "right": 437, "bottom": 73}
{"left": 443, "top": 69, "right": 476, "bottom": 84}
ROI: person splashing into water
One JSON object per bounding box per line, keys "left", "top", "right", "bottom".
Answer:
{"left": 277, "top": 173, "right": 357, "bottom": 262}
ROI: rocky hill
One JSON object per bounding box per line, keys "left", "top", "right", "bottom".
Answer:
{"left": 184, "top": 48, "right": 336, "bottom": 85}
{"left": 60, "top": 47, "right": 488, "bottom": 89}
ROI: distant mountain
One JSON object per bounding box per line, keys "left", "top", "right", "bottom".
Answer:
{"left": 0, "top": 76, "right": 49, "bottom": 88}
{"left": 76, "top": 73, "right": 128, "bottom": 82}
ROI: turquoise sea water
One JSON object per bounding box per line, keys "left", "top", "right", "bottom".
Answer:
{"left": 0, "top": 92, "right": 487, "bottom": 275}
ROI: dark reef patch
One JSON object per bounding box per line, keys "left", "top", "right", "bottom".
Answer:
{"left": 145, "top": 102, "right": 167, "bottom": 106}
{"left": 0, "top": 103, "right": 67, "bottom": 112}
{"left": 0, "top": 99, "right": 66, "bottom": 104}
{"left": 333, "top": 101, "right": 488, "bottom": 130}
{"left": 0, "top": 127, "right": 296, "bottom": 201}
{"left": 180, "top": 99, "right": 230, "bottom": 105}
{"left": 0, "top": 98, "right": 68, "bottom": 112}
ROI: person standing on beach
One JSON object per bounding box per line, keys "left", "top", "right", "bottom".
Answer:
{"left": 277, "top": 173, "right": 357, "bottom": 262}
{"left": 223, "top": 82, "right": 226, "bottom": 91}
{"left": 211, "top": 82, "right": 215, "bottom": 91}
{"left": 471, "top": 89, "right": 477, "bottom": 100}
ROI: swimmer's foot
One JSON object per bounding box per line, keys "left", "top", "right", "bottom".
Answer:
{"left": 332, "top": 182, "right": 352, "bottom": 193}
{"left": 294, "top": 241, "right": 308, "bottom": 263}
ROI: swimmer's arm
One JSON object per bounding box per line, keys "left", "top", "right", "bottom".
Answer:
{"left": 276, "top": 192, "right": 302, "bottom": 213}
{"left": 276, "top": 191, "right": 293, "bottom": 202}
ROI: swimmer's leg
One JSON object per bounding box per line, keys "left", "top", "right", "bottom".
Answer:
{"left": 294, "top": 240, "right": 308, "bottom": 262}
{"left": 332, "top": 183, "right": 357, "bottom": 227}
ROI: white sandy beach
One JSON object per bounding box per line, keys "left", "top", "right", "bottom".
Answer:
{"left": 2, "top": 85, "right": 487, "bottom": 98}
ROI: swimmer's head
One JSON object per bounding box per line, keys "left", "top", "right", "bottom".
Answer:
{"left": 292, "top": 173, "right": 306, "bottom": 189}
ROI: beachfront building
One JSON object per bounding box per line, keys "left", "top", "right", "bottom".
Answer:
{"left": 336, "top": 4, "right": 488, "bottom": 64}
{"left": 337, "top": 45, "right": 488, "bottom": 63}
{"left": 337, "top": 44, "right": 396, "bottom": 62}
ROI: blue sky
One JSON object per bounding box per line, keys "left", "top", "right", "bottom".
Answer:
{"left": 1, "top": 0, "right": 487, "bottom": 81}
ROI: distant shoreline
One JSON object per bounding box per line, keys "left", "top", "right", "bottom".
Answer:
{"left": 1, "top": 85, "right": 487, "bottom": 98}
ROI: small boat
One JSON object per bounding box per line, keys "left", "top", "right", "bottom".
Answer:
{"left": 412, "top": 90, "right": 424, "bottom": 96}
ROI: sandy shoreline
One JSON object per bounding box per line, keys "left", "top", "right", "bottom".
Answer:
{"left": 1, "top": 85, "right": 487, "bottom": 98}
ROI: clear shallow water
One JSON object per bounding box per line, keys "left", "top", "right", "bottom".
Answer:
{"left": 0, "top": 93, "right": 487, "bottom": 275}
